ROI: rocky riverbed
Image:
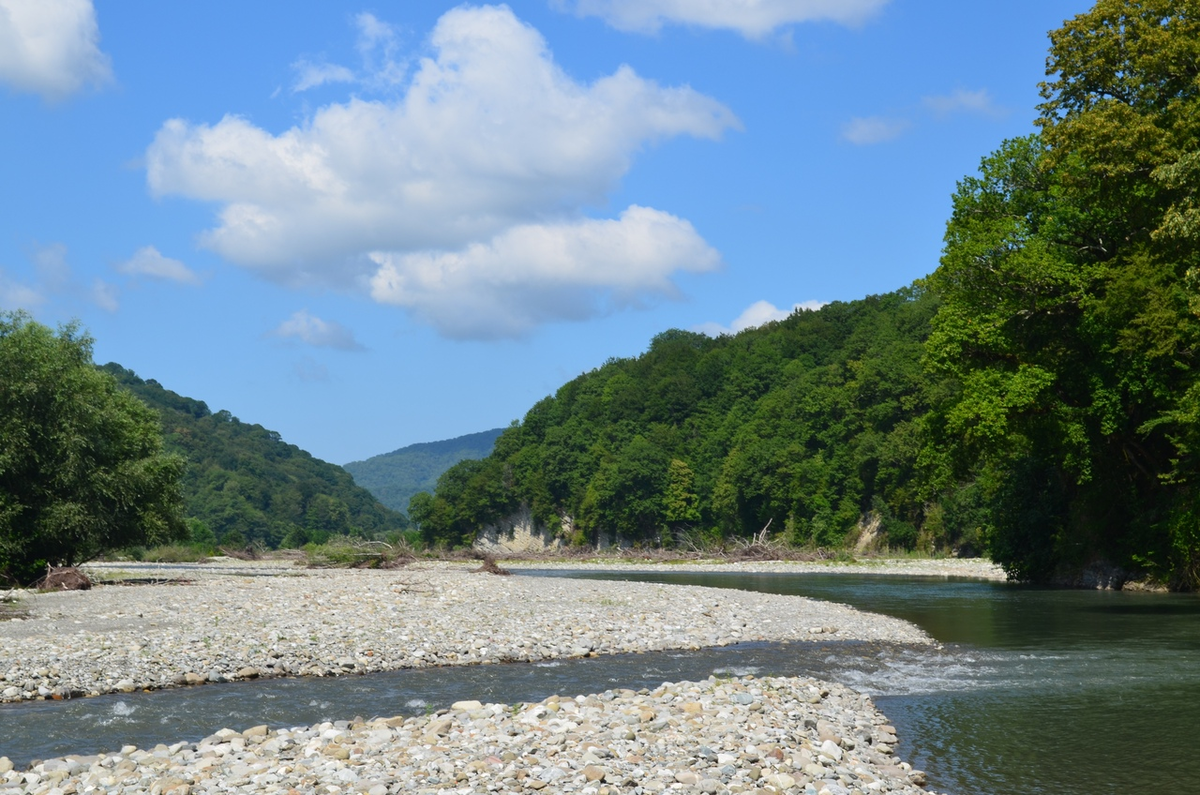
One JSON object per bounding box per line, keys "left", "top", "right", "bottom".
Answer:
{"left": 0, "top": 562, "right": 932, "bottom": 705}
{"left": 0, "top": 560, "right": 967, "bottom": 792}
{"left": 1, "top": 675, "right": 939, "bottom": 795}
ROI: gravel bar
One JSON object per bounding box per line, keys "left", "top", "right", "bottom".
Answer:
{"left": 0, "top": 560, "right": 959, "bottom": 792}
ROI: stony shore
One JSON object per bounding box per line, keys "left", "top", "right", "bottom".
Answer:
{"left": 0, "top": 561, "right": 937, "bottom": 705}
{"left": 0, "top": 559, "right": 988, "bottom": 791}
{"left": 1, "top": 676, "right": 938, "bottom": 795}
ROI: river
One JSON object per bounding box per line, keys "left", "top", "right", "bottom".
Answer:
{"left": 2, "top": 569, "right": 1197, "bottom": 795}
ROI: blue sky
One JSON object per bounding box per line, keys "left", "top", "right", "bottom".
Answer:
{"left": 1, "top": 0, "right": 1090, "bottom": 466}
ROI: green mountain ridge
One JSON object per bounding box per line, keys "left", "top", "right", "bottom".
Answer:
{"left": 102, "top": 363, "right": 407, "bottom": 548}
{"left": 344, "top": 428, "right": 505, "bottom": 513}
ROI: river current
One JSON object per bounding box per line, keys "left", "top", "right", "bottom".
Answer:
{"left": 3, "top": 569, "right": 1197, "bottom": 795}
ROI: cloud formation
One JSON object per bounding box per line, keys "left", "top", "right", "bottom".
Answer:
{"left": 0, "top": 0, "right": 111, "bottom": 100}
{"left": 290, "top": 13, "right": 405, "bottom": 93}
{"left": 369, "top": 206, "right": 720, "bottom": 339}
{"left": 0, "top": 243, "right": 118, "bottom": 312}
{"left": 696, "top": 298, "right": 826, "bottom": 336}
{"left": 115, "top": 246, "right": 201, "bottom": 285}
{"left": 922, "top": 88, "right": 1005, "bottom": 118}
{"left": 559, "top": 0, "right": 889, "bottom": 38}
{"left": 271, "top": 310, "right": 365, "bottom": 351}
{"left": 840, "top": 116, "right": 909, "bottom": 145}
{"left": 0, "top": 269, "right": 44, "bottom": 309}
{"left": 147, "top": 5, "right": 737, "bottom": 338}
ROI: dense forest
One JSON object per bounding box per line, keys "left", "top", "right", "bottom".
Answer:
{"left": 103, "top": 364, "right": 407, "bottom": 549}
{"left": 411, "top": 290, "right": 957, "bottom": 551}
{"left": 416, "top": 1, "right": 1200, "bottom": 589}
{"left": 344, "top": 428, "right": 504, "bottom": 513}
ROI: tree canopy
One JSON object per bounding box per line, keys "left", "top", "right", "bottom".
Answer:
{"left": 418, "top": 0, "right": 1200, "bottom": 589}
{"left": 925, "top": 0, "right": 1200, "bottom": 586}
{"left": 414, "top": 290, "right": 956, "bottom": 553}
{"left": 0, "top": 313, "right": 186, "bottom": 584}
{"left": 103, "top": 364, "right": 408, "bottom": 550}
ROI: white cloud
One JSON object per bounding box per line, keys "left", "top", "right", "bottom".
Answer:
{"left": 6, "top": 243, "right": 119, "bottom": 311}
{"left": 291, "top": 13, "right": 407, "bottom": 94}
{"left": 696, "top": 298, "right": 826, "bottom": 336}
{"left": 840, "top": 115, "right": 909, "bottom": 145}
{"left": 291, "top": 60, "right": 356, "bottom": 93}
{"left": 115, "top": 245, "right": 201, "bottom": 285}
{"left": 0, "top": 269, "right": 44, "bottom": 309}
{"left": 90, "top": 278, "right": 118, "bottom": 312}
{"left": 147, "top": 5, "right": 737, "bottom": 338}
{"left": 560, "top": 0, "right": 889, "bottom": 37}
{"left": 922, "top": 88, "right": 1005, "bottom": 118}
{"left": 271, "top": 309, "right": 365, "bottom": 351}
{"left": 369, "top": 206, "right": 720, "bottom": 339}
{"left": 0, "top": 0, "right": 111, "bottom": 100}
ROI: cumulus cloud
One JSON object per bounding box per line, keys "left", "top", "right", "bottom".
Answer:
{"left": 0, "top": 0, "right": 111, "bottom": 100}
{"left": 147, "top": 5, "right": 737, "bottom": 338}
{"left": 696, "top": 298, "right": 826, "bottom": 336}
{"left": 840, "top": 116, "right": 910, "bottom": 145}
{"left": 370, "top": 206, "right": 720, "bottom": 339}
{"left": 115, "top": 246, "right": 201, "bottom": 285}
{"left": 291, "top": 61, "right": 355, "bottom": 92}
{"left": 3, "top": 243, "right": 118, "bottom": 311}
{"left": 271, "top": 309, "right": 365, "bottom": 351}
{"left": 922, "top": 88, "right": 1005, "bottom": 118}
{"left": 0, "top": 269, "right": 44, "bottom": 309}
{"left": 559, "top": 0, "right": 889, "bottom": 37}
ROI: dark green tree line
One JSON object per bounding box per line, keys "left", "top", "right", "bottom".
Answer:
{"left": 0, "top": 314, "right": 186, "bottom": 583}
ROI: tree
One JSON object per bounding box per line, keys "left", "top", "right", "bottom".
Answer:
{"left": 0, "top": 313, "right": 186, "bottom": 584}
{"left": 926, "top": 0, "right": 1200, "bottom": 586}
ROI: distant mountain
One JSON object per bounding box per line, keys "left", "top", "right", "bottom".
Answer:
{"left": 102, "top": 363, "right": 407, "bottom": 548}
{"left": 344, "top": 428, "right": 505, "bottom": 512}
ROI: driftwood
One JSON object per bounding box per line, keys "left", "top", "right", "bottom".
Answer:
{"left": 471, "top": 553, "right": 511, "bottom": 576}
{"left": 33, "top": 566, "right": 92, "bottom": 591}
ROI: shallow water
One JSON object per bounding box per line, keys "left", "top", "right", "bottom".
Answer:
{"left": 3, "top": 569, "right": 1198, "bottom": 795}
{"left": 535, "top": 570, "right": 1200, "bottom": 795}
{"left": 0, "top": 638, "right": 910, "bottom": 768}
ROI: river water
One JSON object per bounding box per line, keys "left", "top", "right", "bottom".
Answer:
{"left": 2, "top": 569, "right": 1197, "bottom": 795}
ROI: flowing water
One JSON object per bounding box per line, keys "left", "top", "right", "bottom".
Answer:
{"left": 3, "top": 569, "right": 1198, "bottom": 795}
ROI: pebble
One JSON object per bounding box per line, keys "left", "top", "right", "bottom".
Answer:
{"left": 0, "top": 561, "right": 932, "bottom": 705}
{"left": 0, "top": 560, "right": 962, "bottom": 791}
{"left": 0, "top": 676, "right": 944, "bottom": 794}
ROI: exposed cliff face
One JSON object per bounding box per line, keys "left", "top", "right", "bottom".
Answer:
{"left": 473, "top": 505, "right": 563, "bottom": 553}
{"left": 473, "top": 506, "right": 638, "bottom": 553}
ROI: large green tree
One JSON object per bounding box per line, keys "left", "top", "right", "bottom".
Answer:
{"left": 926, "top": 0, "right": 1200, "bottom": 586}
{"left": 0, "top": 313, "right": 186, "bottom": 584}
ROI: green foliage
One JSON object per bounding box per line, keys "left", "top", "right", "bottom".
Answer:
{"left": 925, "top": 0, "right": 1200, "bottom": 587}
{"left": 343, "top": 428, "right": 504, "bottom": 512}
{"left": 0, "top": 313, "right": 186, "bottom": 584}
{"left": 421, "top": 292, "right": 954, "bottom": 551}
{"left": 418, "top": 0, "right": 1200, "bottom": 588}
{"left": 101, "top": 363, "right": 407, "bottom": 550}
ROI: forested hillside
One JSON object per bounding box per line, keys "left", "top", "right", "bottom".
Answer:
{"left": 418, "top": 1, "right": 1200, "bottom": 589}
{"left": 103, "top": 364, "right": 407, "bottom": 549}
{"left": 410, "top": 289, "right": 971, "bottom": 553}
{"left": 344, "top": 428, "right": 504, "bottom": 513}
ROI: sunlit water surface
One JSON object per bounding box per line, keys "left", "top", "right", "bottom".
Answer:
{"left": 3, "top": 569, "right": 1197, "bottom": 795}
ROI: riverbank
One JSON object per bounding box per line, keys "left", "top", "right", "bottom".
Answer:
{"left": 0, "top": 560, "right": 971, "bottom": 792}
{"left": 1, "top": 675, "right": 938, "bottom": 795}
{"left": 502, "top": 557, "right": 1007, "bottom": 581}
{"left": 0, "top": 561, "right": 936, "bottom": 705}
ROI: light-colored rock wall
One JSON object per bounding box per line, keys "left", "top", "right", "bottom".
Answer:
{"left": 473, "top": 505, "right": 563, "bottom": 553}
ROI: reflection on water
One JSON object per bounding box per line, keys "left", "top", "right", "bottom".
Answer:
{"left": 2, "top": 569, "right": 1197, "bottom": 795}
{"left": 1, "top": 639, "right": 914, "bottom": 768}
{"left": 534, "top": 570, "right": 1200, "bottom": 795}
